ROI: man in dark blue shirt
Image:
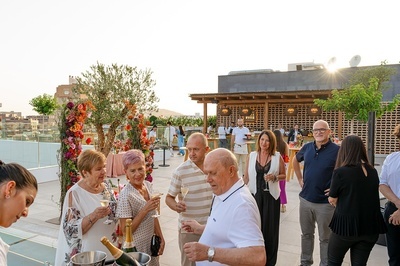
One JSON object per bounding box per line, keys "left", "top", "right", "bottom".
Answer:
{"left": 293, "top": 120, "right": 339, "bottom": 266}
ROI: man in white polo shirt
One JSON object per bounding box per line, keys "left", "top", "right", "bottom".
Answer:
{"left": 230, "top": 118, "right": 250, "bottom": 177}
{"left": 182, "top": 148, "right": 266, "bottom": 265}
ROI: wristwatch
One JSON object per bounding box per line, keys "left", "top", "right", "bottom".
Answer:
{"left": 207, "top": 247, "right": 215, "bottom": 262}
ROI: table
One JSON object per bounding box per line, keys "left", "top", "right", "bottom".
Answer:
{"left": 245, "top": 141, "right": 255, "bottom": 153}
{"left": 207, "top": 138, "right": 219, "bottom": 150}
{"left": 158, "top": 145, "right": 170, "bottom": 167}
{"left": 106, "top": 152, "right": 126, "bottom": 177}
{"left": 286, "top": 147, "right": 301, "bottom": 181}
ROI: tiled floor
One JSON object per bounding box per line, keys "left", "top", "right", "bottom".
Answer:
{"left": 0, "top": 154, "right": 389, "bottom": 265}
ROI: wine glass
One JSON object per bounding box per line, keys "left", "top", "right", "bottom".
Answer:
{"left": 181, "top": 184, "right": 189, "bottom": 201}
{"left": 101, "top": 191, "right": 113, "bottom": 225}
{"left": 151, "top": 190, "right": 163, "bottom": 218}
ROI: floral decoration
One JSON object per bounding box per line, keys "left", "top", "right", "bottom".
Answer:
{"left": 58, "top": 101, "right": 93, "bottom": 207}
{"left": 124, "top": 103, "right": 153, "bottom": 182}
{"left": 113, "top": 139, "right": 124, "bottom": 153}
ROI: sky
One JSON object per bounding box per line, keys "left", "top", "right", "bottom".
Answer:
{"left": 1, "top": 1, "right": 399, "bottom": 117}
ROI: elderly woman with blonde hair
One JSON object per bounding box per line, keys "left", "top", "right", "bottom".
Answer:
{"left": 55, "top": 149, "right": 118, "bottom": 265}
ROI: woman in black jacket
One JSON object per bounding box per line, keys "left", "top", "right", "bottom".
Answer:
{"left": 328, "top": 135, "right": 386, "bottom": 265}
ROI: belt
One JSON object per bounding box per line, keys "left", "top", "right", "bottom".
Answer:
{"left": 234, "top": 143, "right": 243, "bottom": 147}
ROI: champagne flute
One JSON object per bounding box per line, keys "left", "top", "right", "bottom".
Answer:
{"left": 151, "top": 190, "right": 163, "bottom": 218}
{"left": 101, "top": 191, "right": 113, "bottom": 225}
{"left": 181, "top": 185, "right": 189, "bottom": 200}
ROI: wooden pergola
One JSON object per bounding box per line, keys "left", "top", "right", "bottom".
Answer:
{"left": 189, "top": 90, "right": 344, "bottom": 135}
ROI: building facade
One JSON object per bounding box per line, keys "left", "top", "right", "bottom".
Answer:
{"left": 190, "top": 64, "right": 400, "bottom": 154}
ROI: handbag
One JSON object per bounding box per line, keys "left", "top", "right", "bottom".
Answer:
{"left": 150, "top": 234, "right": 161, "bottom": 256}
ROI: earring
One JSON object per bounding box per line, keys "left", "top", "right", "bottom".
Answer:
{"left": 5, "top": 194, "right": 10, "bottom": 199}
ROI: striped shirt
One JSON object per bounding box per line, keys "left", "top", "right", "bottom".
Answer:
{"left": 167, "top": 160, "right": 213, "bottom": 228}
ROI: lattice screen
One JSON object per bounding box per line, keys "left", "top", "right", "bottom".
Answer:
{"left": 218, "top": 104, "right": 400, "bottom": 154}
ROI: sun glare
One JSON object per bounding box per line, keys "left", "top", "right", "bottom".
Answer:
{"left": 327, "top": 65, "right": 337, "bottom": 73}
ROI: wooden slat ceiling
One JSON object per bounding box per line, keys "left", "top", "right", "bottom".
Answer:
{"left": 189, "top": 90, "right": 331, "bottom": 105}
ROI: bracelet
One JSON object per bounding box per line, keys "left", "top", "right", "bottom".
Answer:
{"left": 88, "top": 214, "right": 93, "bottom": 225}
{"left": 274, "top": 175, "right": 279, "bottom": 182}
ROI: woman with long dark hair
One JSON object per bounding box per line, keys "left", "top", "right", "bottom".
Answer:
{"left": 328, "top": 135, "right": 386, "bottom": 265}
{"left": 177, "top": 125, "right": 186, "bottom": 156}
{"left": 273, "top": 129, "right": 289, "bottom": 213}
{"left": 244, "top": 130, "right": 286, "bottom": 266}
{"left": 0, "top": 161, "right": 37, "bottom": 264}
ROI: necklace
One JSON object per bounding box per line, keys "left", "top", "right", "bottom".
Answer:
{"left": 80, "top": 180, "right": 103, "bottom": 193}
{"left": 258, "top": 152, "right": 270, "bottom": 167}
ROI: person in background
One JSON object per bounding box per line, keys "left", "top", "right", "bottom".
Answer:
{"left": 148, "top": 125, "right": 158, "bottom": 170}
{"left": 328, "top": 135, "right": 386, "bottom": 265}
{"left": 0, "top": 161, "right": 38, "bottom": 264}
{"left": 164, "top": 121, "right": 177, "bottom": 157}
{"left": 293, "top": 120, "right": 339, "bottom": 266}
{"left": 148, "top": 125, "right": 158, "bottom": 144}
{"left": 177, "top": 125, "right": 186, "bottom": 156}
{"left": 217, "top": 122, "right": 228, "bottom": 148}
{"left": 182, "top": 148, "right": 266, "bottom": 266}
{"left": 116, "top": 149, "right": 164, "bottom": 266}
{"left": 55, "top": 149, "right": 118, "bottom": 265}
{"left": 379, "top": 124, "right": 400, "bottom": 266}
{"left": 273, "top": 129, "right": 289, "bottom": 213}
{"left": 244, "top": 130, "right": 286, "bottom": 266}
{"left": 227, "top": 121, "right": 235, "bottom": 135}
{"left": 277, "top": 124, "right": 285, "bottom": 136}
{"left": 231, "top": 118, "right": 250, "bottom": 177}
{"left": 207, "top": 123, "right": 215, "bottom": 135}
{"left": 165, "top": 133, "right": 213, "bottom": 266}
{"left": 287, "top": 124, "right": 302, "bottom": 144}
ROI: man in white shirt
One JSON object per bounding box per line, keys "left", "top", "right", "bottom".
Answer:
{"left": 230, "top": 118, "right": 250, "bottom": 177}
{"left": 164, "top": 121, "right": 177, "bottom": 156}
{"left": 217, "top": 122, "right": 228, "bottom": 148}
{"left": 182, "top": 148, "right": 265, "bottom": 266}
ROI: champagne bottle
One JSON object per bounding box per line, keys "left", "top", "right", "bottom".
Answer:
{"left": 123, "top": 219, "right": 138, "bottom": 253}
{"left": 100, "top": 236, "right": 140, "bottom": 266}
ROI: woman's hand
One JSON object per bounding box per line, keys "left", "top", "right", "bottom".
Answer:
{"left": 144, "top": 196, "right": 160, "bottom": 213}
{"left": 158, "top": 236, "right": 165, "bottom": 255}
{"left": 264, "top": 173, "right": 276, "bottom": 182}
{"left": 328, "top": 196, "right": 337, "bottom": 207}
{"left": 92, "top": 206, "right": 111, "bottom": 220}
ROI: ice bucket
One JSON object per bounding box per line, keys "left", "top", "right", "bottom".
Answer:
{"left": 127, "top": 252, "right": 151, "bottom": 266}
{"left": 70, "top": 251, "right": 107, "bottom": 266}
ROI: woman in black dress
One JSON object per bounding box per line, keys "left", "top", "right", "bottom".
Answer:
{"left": 244, "top": 130, "right": 286, "bottom": 266}
{"left": 328, "top": 135, "right": 386, "bottom": 265}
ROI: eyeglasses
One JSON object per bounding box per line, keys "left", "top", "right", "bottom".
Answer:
{"left": 312, "top": 128, "right": 328, "bottom": 133}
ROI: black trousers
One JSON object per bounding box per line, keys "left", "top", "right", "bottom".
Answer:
{"left": 384, "top": 201, "right": 400, "bottom": 266}
{"left": 254, "top": 190, "right": 280, "bottom": 266}
{"left": 328, "top": 232, "right": 378, "bottom": 266}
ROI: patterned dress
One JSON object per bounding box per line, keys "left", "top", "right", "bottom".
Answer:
{"left": 55, "top": 182, "right": 118, "bottom": 266}
{"left": 116, "top": 181, "right": 159, "bottom": 266}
